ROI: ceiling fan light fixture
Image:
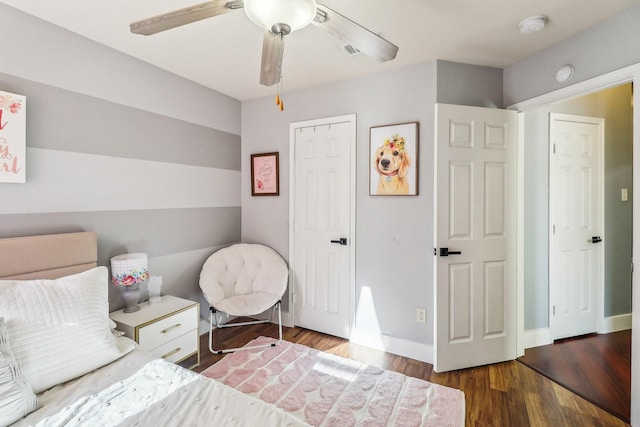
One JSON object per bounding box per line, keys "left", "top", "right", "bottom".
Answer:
{"left": 245, "top": 0, "right": 318, "bottom": 34}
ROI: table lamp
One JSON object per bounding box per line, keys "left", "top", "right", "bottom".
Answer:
{"left": 111, "top": 253, "right": 149, "bottom": 313}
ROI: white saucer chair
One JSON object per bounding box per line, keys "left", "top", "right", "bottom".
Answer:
{"left": 199, "top": 243, "right": 288, "bottom": 354}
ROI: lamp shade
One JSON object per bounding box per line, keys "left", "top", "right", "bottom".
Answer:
{"left": 244, "top": 0, "right": 317, "bottom": 33}
{"left": 111, "top": 253, "right": 149, "bottom": 286}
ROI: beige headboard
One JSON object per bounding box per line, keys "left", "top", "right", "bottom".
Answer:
{"left": 0, "top": 232, "right": 98, "bottom": 280}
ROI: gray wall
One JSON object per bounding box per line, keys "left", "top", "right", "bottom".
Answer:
{"left": 523, "top": 84, "right": 633, "bottom": 329}
{"left": 522, "top": 108, "right": 551, "bottom": 330}
{"left": 437, "top": 61, "right": 503, "bottom": 108}
{"left": 241, "top": 60, "right": 502, "bottom": 352}
{"left": 504, "top": 5, "right": 640, "bottom": 106}
{"left": 0, "top": 4, "right": 242, "bottom": 316}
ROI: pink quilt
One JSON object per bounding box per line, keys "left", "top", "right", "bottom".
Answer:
{"left": 202, "top": 337, "right": 465, "bottom": 426}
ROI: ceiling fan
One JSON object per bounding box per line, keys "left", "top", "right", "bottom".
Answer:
{"left": 130, "top": 0, "right": 399, "bottom": 88}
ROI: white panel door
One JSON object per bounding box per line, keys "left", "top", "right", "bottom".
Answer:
{"left": 434, "top": 104, "right": 517, "bottom": 373}
{"left": 549, "top": 113, "right": 604, "bottom": 340}
{"left": 293, "top": 119, "right": 353, "bottom": 339}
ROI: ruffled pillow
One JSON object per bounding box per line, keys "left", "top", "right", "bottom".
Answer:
{"left": 0, "top": 317, "right": 37, "bottom": 427}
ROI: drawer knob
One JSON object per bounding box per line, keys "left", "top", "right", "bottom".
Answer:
{"left": 161, "top": 323, "right": 182, "bottom": 334}
{"left": 162, "top": 347, "right": 181, "bottom": 359}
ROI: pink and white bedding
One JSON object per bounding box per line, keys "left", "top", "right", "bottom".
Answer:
{"left": 12, "top": 344, "right": 309, "bottom": 427}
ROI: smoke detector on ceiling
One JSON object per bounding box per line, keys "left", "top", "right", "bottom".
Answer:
{"left": 555, "top": 64, "right": 575, "bottom": 83}
{"left": 519, "top": 15, "right": 548, "bottom": 33}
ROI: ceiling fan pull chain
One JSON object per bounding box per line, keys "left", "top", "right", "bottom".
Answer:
{"left": 278, "top": 37, "right": 285, "bottom": 112}
{"left": 278, "top": 75, "right": 284, "bottom": 111}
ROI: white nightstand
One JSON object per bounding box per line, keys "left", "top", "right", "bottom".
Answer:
{"left": 110, "top": 295, "right": 200, "bottom": 368}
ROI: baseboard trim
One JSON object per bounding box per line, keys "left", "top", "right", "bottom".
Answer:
{"left": 523, "top": 327, "right": 553, "bottom": 349}
{"left": 272, "top": 315, "right": 432, "bottom": 363}
{"left": 349, "top": 328, "right": 433, "bottom": 364}
{"left": 601, "top": 313, "right": 632, "bottom": 334}
{"left": 522, "top": 314, "right": 632, "bottom": 350}
{"left": 198, "top": 318, "right": 210, "bottom": 335}
{"left": 280, "top": 311, "right": 293, "bottom": 328}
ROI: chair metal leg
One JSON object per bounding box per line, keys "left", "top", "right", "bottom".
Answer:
{"left": 208, "top": 301, "right": 283, "bottom": 355}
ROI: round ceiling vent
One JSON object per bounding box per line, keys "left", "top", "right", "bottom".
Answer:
{"left": 519, "top": 15, "right": 548, "bottom": 33}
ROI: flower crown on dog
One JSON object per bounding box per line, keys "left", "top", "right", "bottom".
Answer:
{"left": 384, "top": 134, "right": 406, "bottom": 152}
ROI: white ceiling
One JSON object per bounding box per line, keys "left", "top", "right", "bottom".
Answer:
{"left": 3, "top": 0, "right": 640, "bottom": 101}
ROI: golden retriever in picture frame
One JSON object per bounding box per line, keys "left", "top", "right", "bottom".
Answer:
{"left": 370, "top": 122, "right": 419, "bottom": 196}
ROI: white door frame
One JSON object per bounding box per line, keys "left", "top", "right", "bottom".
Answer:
{"left": 549, "top": 113, "right": 605, "bottom": 339}
{"left": 288, "top": 114, "right": 357, "bottom": 335}
{"left": 509, "top": 63, "right": 639, "bottom": 427}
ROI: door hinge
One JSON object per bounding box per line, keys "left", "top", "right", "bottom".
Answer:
{"left": 552, "top": 224, "right": 556, "bottom": 235}
{"left": 553, "top": 143, "right": 556, "bottom": 154}
{"left": 553, "top": 305, "right": 556, "bottom": 316}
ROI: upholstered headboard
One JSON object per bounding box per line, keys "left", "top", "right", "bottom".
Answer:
{"left": 0, "top": 232, "right": 97, "bottom": 280}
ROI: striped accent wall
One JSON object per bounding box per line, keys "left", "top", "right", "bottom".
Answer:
{"left": 0, "top": 72, "right": 241, "bottom": 314}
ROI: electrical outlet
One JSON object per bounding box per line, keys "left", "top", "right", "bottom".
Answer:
{"left": 416, "top": 308, "right": 426, "bottom": 324}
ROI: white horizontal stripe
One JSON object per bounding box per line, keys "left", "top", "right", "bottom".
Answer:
{"left": 0, "top": 148, "right": 240, "bottom": 214}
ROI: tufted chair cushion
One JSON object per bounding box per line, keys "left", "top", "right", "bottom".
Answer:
{"left": 199, "top": 244, "right": 288, "bottom": 316}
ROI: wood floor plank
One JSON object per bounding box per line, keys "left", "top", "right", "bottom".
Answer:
{"left": 518, "top": 330, "right": 631, "bottom": 422}
{"left": 191, "top": 323, "right": 630, "bottom": 426}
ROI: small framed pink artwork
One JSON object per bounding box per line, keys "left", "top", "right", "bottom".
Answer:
{"left": 251, "top": 152, "right": 279, "bottom": 196}
{"left": 0, "top": 90, "right": 26, "bottom": 183}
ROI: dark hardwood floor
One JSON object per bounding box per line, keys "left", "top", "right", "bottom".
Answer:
{"left": 518, "top": 330, "right": 631, "bottom": 423}
{"left": 187, "top": 323, "right": 630, "bottom": 426}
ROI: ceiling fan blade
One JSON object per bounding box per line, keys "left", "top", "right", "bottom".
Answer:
{"left": 130, "top": 0, "right": 244, "bottom": 36}
{"left": 260, "top": 31, "right": 284, "bottom": 87}
{"left": 312, "top": 4, "right": 398, "bottom": 62}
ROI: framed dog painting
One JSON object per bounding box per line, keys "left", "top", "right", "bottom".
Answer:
{"left": 369, "top": 122, "right": 419, "bottom": 196}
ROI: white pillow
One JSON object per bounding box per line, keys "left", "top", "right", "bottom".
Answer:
{"left": 0, "top": 267, "right": 130, "bottom": 393}
{"left": 0, "top": 317, "right": 37, "bottom": 427}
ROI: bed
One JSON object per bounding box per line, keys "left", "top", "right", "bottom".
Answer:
{"left": 0, "top": 232, "right": 309, "bottom": 427}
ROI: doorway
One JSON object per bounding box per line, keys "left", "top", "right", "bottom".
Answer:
{"left": 520, "top": 82, "right": 633, "bottom": 421}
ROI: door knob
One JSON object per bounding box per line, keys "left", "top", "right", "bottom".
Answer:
{"left": 440, "top": 248, "right": 462, "bottom": 257}
{"left": 591, "top": 236, "right": 602, "bottom": 243}
{"left": 330, "top": 238, "right": 348, "bottom": 245}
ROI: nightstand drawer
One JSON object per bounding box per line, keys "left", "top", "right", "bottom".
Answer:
{"left": 110, "top": 295, "right": 200, "bottom": 368}
{"left": 138, "top": 306, "right": 198, "bottom": 350}
{"left": 149, "top": 329, "right": 198, "bottom": 363}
